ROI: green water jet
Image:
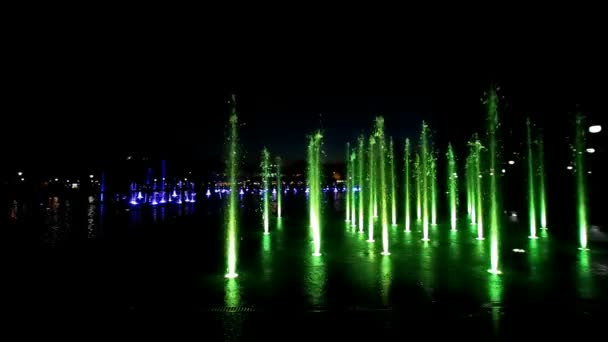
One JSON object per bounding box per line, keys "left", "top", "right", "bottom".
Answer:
{"left": 262, "top": 148, "right": 271, "bottom": 235}
{"left": 526, "top": 118, "right": 538, "bottom": 239}
{"left": 345, "top": 142, "right": 351, "bottom": 223}
{"left": 537, "top": 134, "right": 547, "bottom": 229}
{"left": 308, "top": 132, "right": 323, "bottom": 256}
{"left": 389, "top": 137, "right": 397, "bottom": 226}
{"left": 276, "top": 156, "right": 282, "bottom": 218}
{"left": 225, "top": 96, "right": 239, "bottom": 278}
{"left": 375, "top": 117, "right": 390, "bottom": 255}
{"left": 358, "top": 136, "right": 365, "bottom": 233}
{"left": 487, "top": 88, "right": 501, "bottom": 274}
{"left": 421, "top": 121, "right": 430, "bottom": 241}
{"left": 575, "top": 114, "right": 588, "bottom": 250}
{"left": 404, "top": 138, "right": 411, "bottom": 232}
{"left": 367, "top": 135, "right": 376, "bottom": 242}
{"left": 447, "top": 143, "right": 458, "bottom": 231}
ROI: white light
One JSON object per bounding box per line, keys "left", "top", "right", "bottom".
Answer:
{"left": 512, "top": 248, "right": 526, "bottom": 253}
{"left": 20, "top": 178, "right": 25, "bottom": 181}
{"left": 567, "top": 166, "right": 573, "bottom": 170}
{"left": 184, "top": 178, "right": 188, "bottom": 181}
{"left": 588, "top": 171, "right": 592, "bottom": 174}
{"left": 89, "top": 174, "right": 94, "bottom": 179}
{"left": 508, "top": 160, "right": 515, "bottom": 165}
{"left": 586, "top": 148, "right": 595, "bottom": 153}
{"left": 501, "top": 169, "right": 506, "bottom": 173}
{"left": 54, "top": 178, "right": 59, "bottom": 182}
{"left": 154, "top": 179, "right": 157, "bottom": 182}
{"left": 589, "top": 125, "right": 602, "bottom": 133}
{"left": 17, "top": 172, "right": 23, "bottom": 176}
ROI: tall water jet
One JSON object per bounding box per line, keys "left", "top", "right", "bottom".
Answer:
{"left": 367, "top": 135, "right": 376, "bottom": 242}
{"left": 526, "top": 118, "right": 538, "bottom": 239}
{"left": 404, "top": 138, "right": 411, "bottom": 232}
{"left": 375, "top": 117, "right": 390, "bottom": 255}
{"left": 351, "top": 150, "right": 357, "bottom": 226}
{"left": 486, "top": 88, "right": 501, "bottom": 274}
{"left": 537, "top": 134, "right": 547, "bottom": 229}
{"left": 575, "top": 114, "right": 588, "bottom": 250}
{"left": 225, "top": 96, "right": 239, "bottom": 278}
{"left": 420, "top": 121, "right": 430, "bottom": 241}
{"left": 415, "top": 153, "right": 421, "bottom": 221}
{"left": 276, "top": 156, "right": 282, "bottom": 218}
{"left": 447, "top": 143, "right": 458, "bottom": 231}
{"left": 466, "top": 151, "right": 477, "bottom": 223}
{"left": 345, "top": 142, "right": 351, "bottom": 223}
{"left": 471, "top": 136, "right": 484, "bottom": 240}
{"left": 430, "top": 153, "right": 438, "bottom": 226}
{"left": 358, "top": 136, "right": 365, "bottom": 233}
{"left": 262, "top": 148, "right": 271, "bottom": 235}
{"left": 308, "top": 132, "right": 323, "bottom": 256}
{"left": 389, "top": 137, "right": 397, "bottom": 226}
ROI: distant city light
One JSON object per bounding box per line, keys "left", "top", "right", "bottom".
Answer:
{"left": 89, "top": 174, "right": 94, "bottom": 179}
{"left": 588, "top": 171, "right": 592, "bottom": 174}
{"left": 589, "top": 125, "right": 602, "bottom": 133}
{"left": 567, "top": 166, "right": 573, "bottom": 170}
{"left": 586, "top": 148, "right": 595, "bottom": 153}
{"left": 54, "top": 178, "right": 59, "bottom": 182}
{"left": 17, "top": 172, "right": 23, "bottom": 176}
{"left": 512, "top": 248, "right": 526, "bottom": 253}
{"left": 501, "top": 169, "right": 506, "bottom": 173}
{"left": 154, "top": 178, "right": 157, "bottom": 182}
{"left": 20, "top": 178, "right": 25, "bottom": 181}
{"left": 508, "top": 160, "right": 515, "bottom": 165}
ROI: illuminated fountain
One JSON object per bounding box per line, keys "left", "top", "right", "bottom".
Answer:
{"left": 345, "top": 142, "right": 351, "bottom": 223}
{"left": 389, "top": 137, "right": 397, "bottom": 226}
{"left": 374, "top": 117, "right": 390, "bottom": 255}
{"left": 225, "top": 96, "right": 239, "bottom": 278}
{"left": 526, "top": 118, "right": 538, "bottom": 239}
{"left": 308, "top": 131, "right": 323, "bottom": 256}
{"left": 262, "top": 148, "right": 271, "bottom": 235}
{"left": 276, "top": 156, "right": 282, "bottom": 218}
{"left": 367, "top": 135, "right": 376, "bottom": 242}
{"left": 420, "top": 121, "right": 430, "bottom": 241}
{"left": 470, "top": 135, "right": 484, "bottom": 240}
{"left": 537, "top": 133, "right": 547, "bottom": 229}
{"left": 357, "top": 136, "right": 365, "bottom": 233}
{"left": 350, "top": 150, "right": 356, "bottom": 227}
{"left": 430, "top": 152, "right": 437, "bottom": 226}
{"left": 415, "top": 153, "right": 421, "bottom": 221}
{"left": 404, "top": 138, "right": 411, "bottom": 232}
{"left": 486, "top": 88, "right": 501, "bottom": 275}
{"left": 575, "top": 114, "right": 589, "bottom": 250}
{"left": 447, "top": 143, "right": 458, "bottom": 231}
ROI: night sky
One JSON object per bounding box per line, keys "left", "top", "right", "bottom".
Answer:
{"left": 5, "top": 18, "right": 606, "bottom": 172}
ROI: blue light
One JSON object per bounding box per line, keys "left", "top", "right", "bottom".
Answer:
{"left": 172, "top": 190, "right": 178, "bottom": 197}
{"left": 151, "top": 199, "right": 158, "bottom": 205}
{"left": 160, "top": 198, "right": 166, "bottom": 204}
{"left": 334, "top": 188, "right": 338, "bottom": 193}
{"left": 130, "top": 200, "right": 138, "bottom": 205}
{"left": 272, "top": 188, "right": 277, "bottom": 195}
{"left": 137, "top": 192, "right": 143, "bottom": 200}
{"left": 293, "top": 188, "right": 298, "bottom": 193}
{"left": 239, "top": 189, "right": 244, "bottom": 195}
{"left": 206, "top": 189, "right": 211, "bottom": 196}
{"left": 305, "top": 188, "right": 310, "bottom": 193}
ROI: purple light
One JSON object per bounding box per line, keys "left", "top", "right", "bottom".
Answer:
{"left": 151, "top": 199, "right": 158, "bottom": 205}
{"left": 272, "top": 188, "right": 277, "bottom": 195}
{"left": 168, "top": 196, "right": 172, "bottom": 203}
{"left": 172, "top": 190, "right": 178, "bottom": 197}
{"left": 293, "top": 188, "right": 298, "bottom": 193}
{"left": 239, "top": 189, "right": 244, "bottom": 195}
{"left": 137, "top": 192, "right": 143, "bottom": 200}
{"left": 160, "top": 198, "right": 166, "bottom": 204}
{"left": 206, "top": 189, "right": 211, "bottom": 196}
{"left": 130, "top": 200, "right": 138, "bottom": 205}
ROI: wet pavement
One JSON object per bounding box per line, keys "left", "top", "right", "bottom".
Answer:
{"left": 4, "top": 194, "right": 608, "bottom": 340}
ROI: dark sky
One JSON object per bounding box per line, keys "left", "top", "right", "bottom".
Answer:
{"left": 4, "top": 15, "right": 607, "bottom": 172}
